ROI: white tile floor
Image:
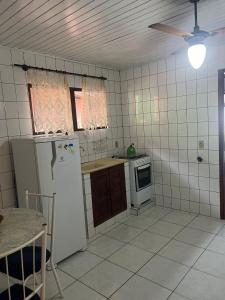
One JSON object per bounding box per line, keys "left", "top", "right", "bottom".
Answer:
{"left": 53, "top": 206, "right": 225, "bottom": 300}
{"left": 2, "top": 206, "right": 225, "bottom": 300}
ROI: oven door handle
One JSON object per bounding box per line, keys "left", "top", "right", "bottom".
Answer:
{"left": 137, "top": 163, "right": 151, "bottom": 170}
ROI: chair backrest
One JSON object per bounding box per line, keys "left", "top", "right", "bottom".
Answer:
{"left": 25, "top": 190, "right": 56, "bottom": 256}
{"left": 0, "top": 224, "right": 47, "bottom": 300}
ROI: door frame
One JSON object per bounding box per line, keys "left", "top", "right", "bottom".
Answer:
{"left": 218, "top": 69, "right": 225, "bottom": 219}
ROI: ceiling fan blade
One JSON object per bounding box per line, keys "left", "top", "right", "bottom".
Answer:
{"left": 171, "top": 47, "right": 186, "bottom": 56}
{"left": 149, "top": 23, "right": 193, "bottom": 38}
{"left": 210, "top": 26, "right": 225, "bottom": 36}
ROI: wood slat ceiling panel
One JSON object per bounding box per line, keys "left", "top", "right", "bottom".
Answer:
{"left": 43, "top": 1, "right": 191, "bottom": 55}
{"left": 11, "top": 0, "right": 188, "bottom": 55}
{"left": 1, "top": 0, "right": 91, "bottom": 45}
{"left": 35, "top": 0, "right": 188, "bottom": 51}
{"left": 6, "top": 0, "right": 125, "bottom": 47}
{"left": 0, "top": 0, "right": 224, "bottom": 68}
{"left": 0, "top": 0, "right": 50, "bottom": 34}
{"left": 0, "top": 0, "right": 18, "bottom": 17}
{"left": 0, "top": 0, "right": 35, "bottom": 25}
{"left": 0, "top": 0, "right": 62, "bottom": 38}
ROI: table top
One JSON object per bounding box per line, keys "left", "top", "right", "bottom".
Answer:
{"left": 0, "top": 208, "right": 45, "bottom": 258}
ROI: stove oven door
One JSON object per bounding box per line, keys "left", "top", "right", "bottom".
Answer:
{"left": 135, "top": 163, "right": 151, "bottom": 192}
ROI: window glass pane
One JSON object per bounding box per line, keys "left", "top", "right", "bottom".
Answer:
{"left": 74, "top": 91, "right": 83, "bottom": 129}
{"left": 28, "top": 71, "right": 73, "bottom": 134}
{"left": 72, "top": 90, "right": 107, "bottom": 130}
{"left": 70, "top": 80, "right": 107, "bottom": 131}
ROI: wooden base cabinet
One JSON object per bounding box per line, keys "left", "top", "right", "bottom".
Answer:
{"left": 90, "top": 168, "right": 111, "bottom": 227}
{"left": 90, "top": 164, "right": 127, "bottom": 227}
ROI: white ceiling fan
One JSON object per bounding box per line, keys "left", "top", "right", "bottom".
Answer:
{"left": 148, "top": 0, "right": 225, "bottom": 69}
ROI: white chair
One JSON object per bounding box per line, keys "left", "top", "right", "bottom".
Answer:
{"left": 0, "top": 224, "right": 47, "bottom": 300}
{"left": 24, "top": 190, "right": 64, "bottom": 298}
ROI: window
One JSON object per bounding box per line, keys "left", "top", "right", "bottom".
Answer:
{"left": 28, "top": 70, "right": 73, "bottom": 134}
{"left": 70, "top": 78, "right": 108, "bottom": 131}
{"left": 28, "top": 71, "right": 107, "bottom": 134}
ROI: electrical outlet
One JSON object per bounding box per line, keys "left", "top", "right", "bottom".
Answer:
{"left": 198, "top": 140, "right": 204, "bottom": 150}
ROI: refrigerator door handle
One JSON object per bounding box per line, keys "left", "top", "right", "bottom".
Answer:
{"left": 51, "top": 141, "right": 57, "bottom": 180}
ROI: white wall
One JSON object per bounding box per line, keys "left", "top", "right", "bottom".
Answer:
{"left": 120, "top": 45, "right": 225, "bottom": 218}
{"left": 1, "top": 42, "right": 224, "bottom": 218}
{"left": 0, "top": 45, "right": 123, "bottom": 208}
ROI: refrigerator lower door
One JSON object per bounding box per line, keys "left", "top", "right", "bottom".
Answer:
{"left": 35, "top": 138, "right": 86, "bottom": 263}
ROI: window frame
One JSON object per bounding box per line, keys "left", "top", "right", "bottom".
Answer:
{"left": 69, "top": 87, "right": 84, "bottom": 131}
{"left": 28, "top": 83, "right": 72, "bottom": 135}
{"left": 28, "top": 85, "right": 108, "bottom": 135}
{"left": 28, "top": 83, "right": 46, "bottom": 135}
{"left": 69, "top": 87, "right": 107, "bottom": 131}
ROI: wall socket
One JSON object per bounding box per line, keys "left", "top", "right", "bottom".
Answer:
{"left": 198, "top": 140, "right": 204, "bottom": 150}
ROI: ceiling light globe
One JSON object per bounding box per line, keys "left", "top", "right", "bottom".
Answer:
{"left": 187, "top": 43, "right": 206, "bottom": 69}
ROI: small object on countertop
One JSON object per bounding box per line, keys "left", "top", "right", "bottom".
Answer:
{"left": 197, "top": 156, "right": 203, "bottom": 162}
{"left": 127, "top": 143, "right": 136, "bottom": 158}
{"left": 0, "top": 214, "right": 3, "bottom": 224}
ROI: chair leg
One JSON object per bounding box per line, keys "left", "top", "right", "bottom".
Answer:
{"left": 50, "top": 259, "right": 64, "bottom": 298}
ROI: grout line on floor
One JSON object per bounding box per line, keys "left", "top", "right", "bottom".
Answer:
{"left": 76, "top": 278, "right": 109, "bottom": 299}
{"left": 162, "top": 213, "right": 225, "bottom": 299}
{"left": 79, "top": 207, "right": 176, "bottom": 299}
{"left": 51, "top": 207, "right": 225, "bottom": 299}
{"left": 48, "top": 278, "right": 77, "bottom": 300}
{"left": 87, "top": 239, "right": 127, "bottom": 259}
{"left": 106, "top": 209, "right": 199, "bottom": 299}
{"left": 58, "top": 255, "right": 105, "bottom": 281}
{"left": 111, "top": 210, "right": 214, "bottom": 298}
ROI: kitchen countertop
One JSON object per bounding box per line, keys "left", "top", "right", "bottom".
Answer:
{"left": 81, "top": 158, "right": 128, "bottom": 174}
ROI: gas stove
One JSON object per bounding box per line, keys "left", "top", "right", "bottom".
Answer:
{"left": 113, "top": 154, "right": 147, "bottom": 160}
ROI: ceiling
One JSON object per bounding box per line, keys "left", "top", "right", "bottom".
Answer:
{"left": 0, "top": 0, "right": 225, "bottom": 68}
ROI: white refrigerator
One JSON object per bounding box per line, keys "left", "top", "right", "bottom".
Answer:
{"left": 12, "top": 134, "right": 87, "bottom": 263}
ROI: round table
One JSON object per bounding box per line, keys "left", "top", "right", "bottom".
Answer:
{"left": 0, "top": 208, "right": 45, "bottom": 258}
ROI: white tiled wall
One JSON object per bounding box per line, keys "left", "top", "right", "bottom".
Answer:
{"left": 120, "top": 45, "right": 225, "bottom": 218}
{"left": 0, "top": 45, "right": 123, "bottom": 208}
{"left": 1, "top": 42, "right": 224, "bottom": 218}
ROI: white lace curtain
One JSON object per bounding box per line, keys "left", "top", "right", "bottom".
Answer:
{"left": 27, "top": 70, "right": 73, "bottom": 134}
{"left": 79, "top": 78, "right": 107, "bottom": 130}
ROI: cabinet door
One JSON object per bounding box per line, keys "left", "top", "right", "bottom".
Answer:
{"left": 109, "top": 164, "right": 127, "bottom": 217}
{"left": 90, "top": 169, "right": 111, "bottom": 227}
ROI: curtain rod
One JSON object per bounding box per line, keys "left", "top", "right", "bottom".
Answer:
{"left": 13, "top": 64, "right": 107, "bottom": 80}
